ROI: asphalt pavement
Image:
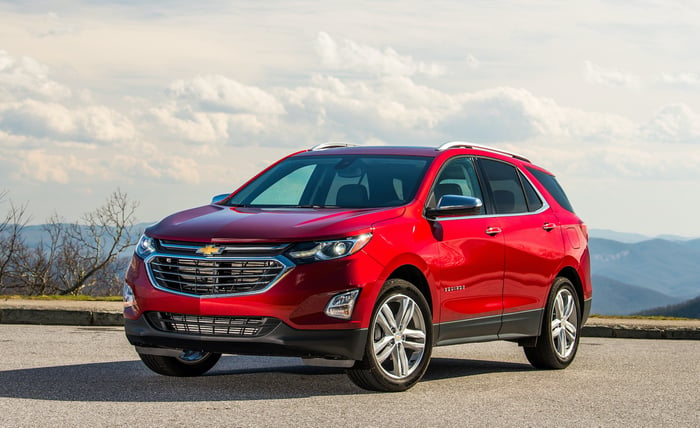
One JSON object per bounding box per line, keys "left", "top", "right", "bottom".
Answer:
{"left": 1, "top": 324, "right": 698, "bottom": 427}
{"left": 1, "top": 298, "right": 699, "bottom": 339}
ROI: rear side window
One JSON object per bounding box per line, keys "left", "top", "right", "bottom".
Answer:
{"left": 479, "top": 159, "right": 528, "bottom": 214}
{"left": 527, "top": 167, "right": 574, "bottom": 213}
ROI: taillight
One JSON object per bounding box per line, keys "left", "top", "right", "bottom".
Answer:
{"left": 580, "top": 223, "right": 588, "bottom": 241}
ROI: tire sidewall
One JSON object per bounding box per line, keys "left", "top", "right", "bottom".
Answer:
{"left": 545, "top": 278, "right": 581, "bottom": 365}
{"left": 363, "top": 278, "right": 433, "bottom": 391}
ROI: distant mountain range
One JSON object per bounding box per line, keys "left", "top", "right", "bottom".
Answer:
{"left": 9, "top": 225, "right": 700, "bottom": 317}
{"left": 589, "top": 234, "right": 700, "bottom": 316}
{"left": 636, "top": 295, "right": 700, "bottom": 318}
{"left": 588, "top": 228, "right": 698, "bottom": 243}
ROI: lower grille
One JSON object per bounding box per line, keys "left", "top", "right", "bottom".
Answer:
{"left": 146, "top": 312, "right": 280, "bottom": 337}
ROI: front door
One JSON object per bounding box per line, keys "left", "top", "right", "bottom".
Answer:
{"left": 428, "top": 156, "right": 505, "bottom": 344}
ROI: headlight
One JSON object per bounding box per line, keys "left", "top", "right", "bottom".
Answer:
{"left": 286, "top": 233, "right": 372, "bottom": 264}
{"left": 135, "top": 234, "right": 157, "bottom": 259}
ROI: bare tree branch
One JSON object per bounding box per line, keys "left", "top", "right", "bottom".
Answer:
{"left": 0, "top": 194, "right": 31, "bottom": 292}
{"left": 58, "top": 189, "right": 139, "bottom": 295}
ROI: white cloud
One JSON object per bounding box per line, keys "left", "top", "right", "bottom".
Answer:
{"left": 465, "top": 54, "right": 480, "bottom": 70}
{"left": 660, "top": 72, "right": 700, "bottom": 88}
{"left": 36, "top": 13, "right": 78, "bottom": 38}
{"left": 18, "top": 150, "right": 99, "bottom": 183}
{"left": 584, "top": 60, "right": 641, "bottom": 90}
{"left": 315, "top": 32, "right": 445, "bottom": 77}
{"left": 169, "top": 75, "right": 285, "bottom": 115}
{"left": 443, "top": 87, "right": 638, "bottom": 143}
{"left": 0, "top": 99, "right": 135, "bottom": 143}
{"left": 0, "top": 50, "right": 71, "bottom": 99}
{"left": 110, "top": 153, "right": 201, "bottom": 184}
{"left": 643, "top": 103, "right": 700, "bottom": 143}
{"left": 147, "top": 102, "right": 272, "bottom": 145}
{"left": 279, "top": 75, "right": 638, "bottom": 145}
{"left": 148, "top": 104, "right": 230, "bottom": 144}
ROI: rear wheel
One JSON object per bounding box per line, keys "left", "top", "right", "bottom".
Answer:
{"left": 347, "top": 279, "right": 433, "bottom": 392}
{"left": 524, "top": 277, "right": 581, "bottom": 369}
{"left": 138, "top": 350, "right": 221, "bottom": 377}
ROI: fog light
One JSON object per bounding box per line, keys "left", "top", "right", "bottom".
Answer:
{"left": 123, "top": 283, "right": 136, "bottom": 310}
{"left": 324, "top": 289, "right": 360, "bottom": 320}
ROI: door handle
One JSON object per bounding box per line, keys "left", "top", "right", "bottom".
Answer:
{"left": 485, "top": 226, "right": 502, "bottom": 236}
{"left": 543, "top": 222, "right": 557, "bottom": 232}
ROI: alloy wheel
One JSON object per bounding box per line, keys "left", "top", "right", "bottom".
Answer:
{"left": 551, "top": 288, "right": 578, "bottom": 359}
{"left": 371, "top": 294, "right": 427, "bottom": 379}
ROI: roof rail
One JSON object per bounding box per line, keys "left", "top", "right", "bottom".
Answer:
{"left": 436, "top": 141, "right": 531, "bottom": 163}
{"left": 310, "top": 142, "right": 357, "bottom": 151}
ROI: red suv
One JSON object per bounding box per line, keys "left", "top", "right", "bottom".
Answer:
{"left": 124, "top": 142, "right": 591, "bottom": 391}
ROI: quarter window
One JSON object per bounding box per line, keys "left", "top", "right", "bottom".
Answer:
{"left": 520, "top": 171, "right": 543, "bottom": 212}
{"left": 526, "top": 167, "right": 574, "bottom": 213}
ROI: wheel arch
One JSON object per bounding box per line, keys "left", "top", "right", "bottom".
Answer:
{"left": 387, "top": 264, "right": 434, "bottom": 319}
{"left": 556, "top": 266, "right": 584, "bottom": 317}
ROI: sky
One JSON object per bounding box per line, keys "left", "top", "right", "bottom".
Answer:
{"left": 0, "top": 0, "right": 699, "bottom": 237}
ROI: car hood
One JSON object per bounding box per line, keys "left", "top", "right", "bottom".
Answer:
{"left": 146, "top": 204, "right": 406, "bottom": 243}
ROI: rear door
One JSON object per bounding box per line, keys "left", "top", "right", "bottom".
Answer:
{"left": 476, "top": 158, "right": 566, "bottom": 338}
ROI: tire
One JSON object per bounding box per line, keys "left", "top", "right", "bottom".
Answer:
{"left": 347, "top": 279, "right": 433, "bottom": 392}
{"left": 138, "top": 350, "right": 221, "bottom": 377}
{"left": 524, "top": 277, "right": 581, "bottom": 369}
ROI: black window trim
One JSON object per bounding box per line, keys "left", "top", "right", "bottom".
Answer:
{"left": 425, "top": 156, "right": 550, "bottom": 222}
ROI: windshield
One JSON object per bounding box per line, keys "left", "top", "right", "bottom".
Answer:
{"left": 227, "top": 155, "right": 433, "bottom": 208}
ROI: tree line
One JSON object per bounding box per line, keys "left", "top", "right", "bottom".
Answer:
{"left": 0, "top": 189, "right": 139, "bottom": 296}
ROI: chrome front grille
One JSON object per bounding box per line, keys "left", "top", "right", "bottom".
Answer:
{"left": 147, "top": 255, "right": 288, "bottom": 296}
{"left": 146, "top": 312, "right": 280, "bottom": 337}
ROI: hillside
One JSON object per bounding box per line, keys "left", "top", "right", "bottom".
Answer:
{"left": 636, "top": 295, "right": 700, "bottom": 318}
{"left": 591, "top": 275, "right": 681, "bottom": 316}
{"left": 589, "top": 238, "right": 700, "bottom": 298}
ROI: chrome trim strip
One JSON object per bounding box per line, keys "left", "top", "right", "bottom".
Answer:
{"left": 144, "top": 253, "right": 295, "bottom": 299}
{"left": 433, "top": 200, "right": 550, "bottom": 222}
{"left": 159, "top": 242, "right": 289, "bottom": 252}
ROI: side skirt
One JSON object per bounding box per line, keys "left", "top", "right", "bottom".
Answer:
{"left": 498, "top": 308, "right": 544, "bottom": 340}
{"left": 434, "top": 309, "right": 544, "bottom": 347}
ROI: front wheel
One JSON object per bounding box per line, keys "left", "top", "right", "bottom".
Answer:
{"left": 524, "top": 277, "right": 581, "bottom": 369}
{"left": 138, "top": 350, "right": 221, "bottom": 377}
{"left": 347, "top": 279, "right": 433, "bottom": 392}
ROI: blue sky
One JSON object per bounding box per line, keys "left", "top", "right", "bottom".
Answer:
{"left": 0, "top": 1, "right": 699, "bottom": 236}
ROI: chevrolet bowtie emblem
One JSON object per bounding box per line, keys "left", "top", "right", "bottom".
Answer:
{"left": 196, "top": 244, "right": 224, "bottom": 256}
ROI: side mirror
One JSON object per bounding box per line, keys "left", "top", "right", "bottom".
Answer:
{"left": 211, "top": 193, "right": 230, "bottom": 204}
{"left": 426, "top": 195, "right": 483, "bottom": 218}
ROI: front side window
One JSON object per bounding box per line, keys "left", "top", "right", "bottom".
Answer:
{"left": 228, "top": 155, "right": 432, "bottom": 208}
{"left": 428, "top": 156, "right": 485, "bottom": 214}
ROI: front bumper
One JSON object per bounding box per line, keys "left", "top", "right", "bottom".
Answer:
{"left": 125, "top": 313, "right": 368, "bottom": 360}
